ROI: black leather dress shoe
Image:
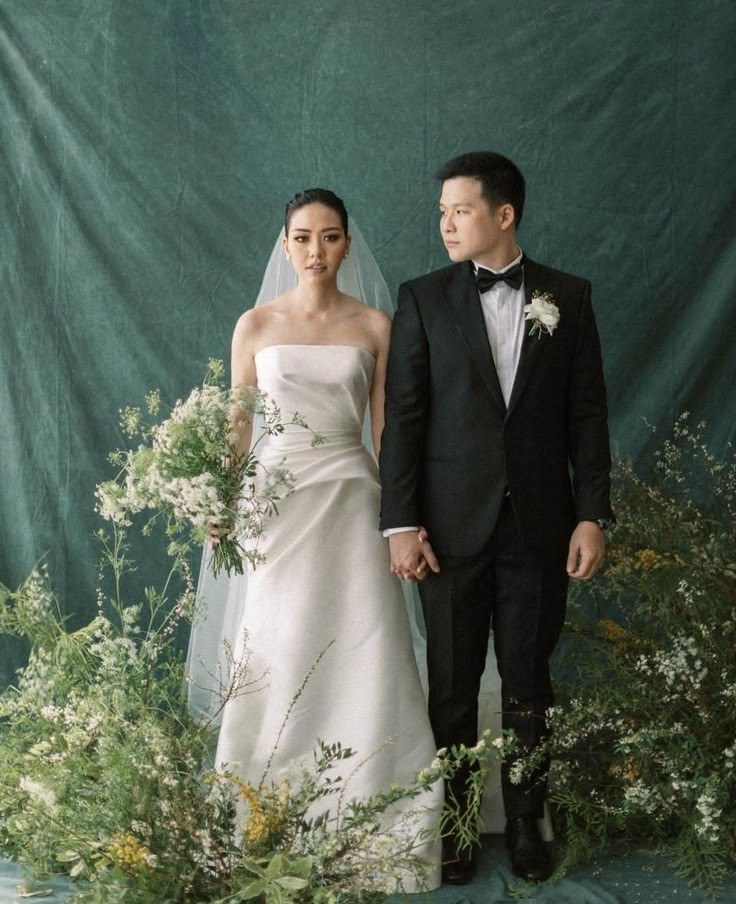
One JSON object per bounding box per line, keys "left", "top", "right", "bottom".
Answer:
{"left": 504, "top": 816, "right": 553, "bottom": 881}
{"left": 441, "top": 837, "right": 475, "bottom": 885}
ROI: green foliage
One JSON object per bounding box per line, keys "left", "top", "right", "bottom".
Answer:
{"left": 516, "top": 414, "right": 736, "bottom": 896}
{"left": 0, "top": 534, "right": 501, "bottom": 903}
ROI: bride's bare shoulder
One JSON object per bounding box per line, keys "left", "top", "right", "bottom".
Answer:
{"left": 366, "top": 308, "right": 391, "bottom": 353}
{"left": 339, "top": 294, "right": 390, "bottom": 325}
{"left": 234, "top": 294, "right": 291, "bottom": 337}
{"left": 353, "top": 300, "right": 391, "bottom": 336}
{"left": 337, "top": 297, "right": 391, "bottom": 356}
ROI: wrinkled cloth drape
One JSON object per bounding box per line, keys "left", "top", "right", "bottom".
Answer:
{"left": 2, "top": 0, "right": 735, "bottom": 684}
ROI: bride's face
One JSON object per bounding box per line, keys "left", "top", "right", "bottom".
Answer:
{"left": 283, "top": 203, "right": 351, "bottom": 285}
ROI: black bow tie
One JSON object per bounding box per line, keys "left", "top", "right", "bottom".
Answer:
{"left": 475, "top": 261, "right": 524, "bottom": 293}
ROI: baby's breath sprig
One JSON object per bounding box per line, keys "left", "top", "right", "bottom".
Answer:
{"left": 96, "top": 362, "right": 311, "bottom": 577}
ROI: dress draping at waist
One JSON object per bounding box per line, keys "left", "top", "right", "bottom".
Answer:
{"left": 259, "top": 427, "right": 364, "bottom": 454}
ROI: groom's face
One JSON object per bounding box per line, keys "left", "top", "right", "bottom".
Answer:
{"left": 439, "top": 177, "right": 508, "bottom": 265}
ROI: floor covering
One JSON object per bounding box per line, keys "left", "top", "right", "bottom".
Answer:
{"left": 3, "top": 836, "right": 734, "bottom": 903}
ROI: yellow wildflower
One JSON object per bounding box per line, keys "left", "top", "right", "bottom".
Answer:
{"left": 610, "top": 759, "right": 640, "bottom": 784}
{"left": 234, "top": 778, "right": 290, "bottom": 847}
{"left": 598, "top": 619, "right": 628, "bottom": 643}
{"left": 633, "top": 548, "right": 672, "bottom": 571}
{"left": 108, "top": 833, "right": 153, "bottom": 872}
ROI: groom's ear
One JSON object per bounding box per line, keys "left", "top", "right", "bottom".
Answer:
{"left": 497, "top": 203, "right": 516, "bottom": 232}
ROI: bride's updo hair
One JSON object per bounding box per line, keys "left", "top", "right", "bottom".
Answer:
{"left": 285, "top": 188, "right": 348, "bottom": 235}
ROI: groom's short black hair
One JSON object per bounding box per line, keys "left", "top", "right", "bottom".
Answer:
{"left": 435, "top": 151, "right": 526, "bottom": 227}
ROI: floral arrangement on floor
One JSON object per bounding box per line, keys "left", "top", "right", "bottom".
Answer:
{"left": 514, "top": 413, "right": 736, "bottom": 896}
{"left": 0, "top": 551, "right": 478, "bottom": 903}
{"left": 0, "top": 367, "right": 503, "bottom": 902}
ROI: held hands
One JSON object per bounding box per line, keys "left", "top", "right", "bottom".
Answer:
{"left": 389, "top": 529, "right": 440, "bottom": 582}
{"left": 567, "top": 520, "right": 605, "bottom": 580}
{"left": 388, "top": 522, "right": 604, "bottom": 582}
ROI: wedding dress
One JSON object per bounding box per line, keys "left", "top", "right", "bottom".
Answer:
{"left": 210, "top": 343, "right": 442, "bottom": 892}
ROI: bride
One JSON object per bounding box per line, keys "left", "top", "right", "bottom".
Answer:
{"left": 190, "top": 188, "right": 442, "bottom": 892}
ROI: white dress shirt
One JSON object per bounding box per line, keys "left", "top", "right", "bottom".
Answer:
{"left": 475, "top": 249, "right": 525, "bottom": 406}
{"left": 383, "top": 250, "right": 526, "bottom": 537}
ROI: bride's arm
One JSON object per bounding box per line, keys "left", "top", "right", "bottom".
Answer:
{"left": 209, "top": 313, "right": 258, "bottom": 548}
{"left": 368, "top": 312, "right": 392, "bottom": 457}
{"left": 229, "top": 310, "right": 260, "bottom": 457}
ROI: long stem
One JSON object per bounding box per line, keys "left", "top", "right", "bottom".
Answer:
{"left": 258, "top": 643, "right": 334, "bottom": 788}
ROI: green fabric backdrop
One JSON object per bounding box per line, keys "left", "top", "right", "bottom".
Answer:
{"left": 2, "top": 0, "right": 735, "bottom": 686}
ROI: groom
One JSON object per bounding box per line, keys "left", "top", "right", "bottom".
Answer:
{"left": 379, "top": 151, "right": 613, "bottom": 884}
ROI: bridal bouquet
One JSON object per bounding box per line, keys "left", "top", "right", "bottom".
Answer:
{"left": 95, "top": 359, "right": 311, "bottom": 576}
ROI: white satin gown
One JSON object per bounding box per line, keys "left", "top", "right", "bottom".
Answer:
{"left": 213, "top": 344, "right": 442, "bottom": 891}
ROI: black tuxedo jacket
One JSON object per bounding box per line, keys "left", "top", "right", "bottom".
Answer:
{"left": 379, "top": 257, "right": 614, "bottom": 564}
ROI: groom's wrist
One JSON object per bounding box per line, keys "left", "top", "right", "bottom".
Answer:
{"left": 577, "top": 518, "right": 611, "bottom": 533}
{"left": 383, "top": 526, "right": 419, "bottom": 537}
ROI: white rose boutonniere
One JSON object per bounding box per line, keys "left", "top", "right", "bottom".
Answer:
{"left": 524, "top": 291, "right": 560, "bottom": 339}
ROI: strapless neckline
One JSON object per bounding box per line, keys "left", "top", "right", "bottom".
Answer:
{"left": 254, "top": 343, "right": 376, "bottom": 361}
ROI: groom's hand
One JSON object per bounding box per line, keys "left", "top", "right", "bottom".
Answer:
{"left": 566, "top": 521, "right": 605, "bottom": 580}
{"left": 389, "top": 529, "right": 440, "bottom": 582}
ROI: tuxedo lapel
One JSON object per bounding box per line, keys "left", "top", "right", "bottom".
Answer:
{"left": 506, "top": 257, "right": 547, "bottom": 419}
{"left": 443, "top": 262, "right": 506, "bottom": 414}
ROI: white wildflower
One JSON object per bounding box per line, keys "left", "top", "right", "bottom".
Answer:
{"left": 95, "top": 481, "right": 129, "bottom": 523}
{"left": 622, "top": 780, "right": 659, "bottom": 815}
{"left": 508, "top": 761, "right": 526, "bottom": 786}
{"left": 695, "top": 789, "right": 721, "bottom": 842}
{"left": 19, "top": 776, "right": 58, "bottom": 812}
